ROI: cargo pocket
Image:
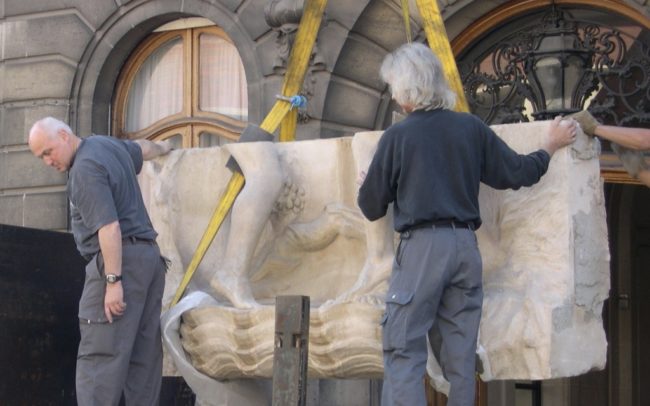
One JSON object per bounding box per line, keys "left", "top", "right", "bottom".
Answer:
{"left": 381, "top": 290, "right": 414, "bottom": 351}
{"left": 77, "top": 255, "right": 119, "bottom": 357}
{"left": 78, "top": 254, "right": 109, "bottom": 324}
{"left": 78, "top": 321, "right": 118, "bottom": 357}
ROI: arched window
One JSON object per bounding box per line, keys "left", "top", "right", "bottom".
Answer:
{"left": 454, "top": 3, "right": 650, "bottom": 184}
{"left": 112, "top": 19, "right": 248, "bottom": 148}
{"left": 456, "top": 4, "right": 650, "bottom": 127}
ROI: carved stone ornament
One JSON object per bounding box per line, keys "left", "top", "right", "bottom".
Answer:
{"left": 139, "top": 121, "right": 609, "bottom": 402}
{"left": 265, "top": 0, "right": 304, "bottom": 29}
{"left": 264, "top": 0, "right": 326, "bottom": 124}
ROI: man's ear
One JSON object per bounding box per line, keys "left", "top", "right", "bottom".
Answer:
{"left": 57, "top": 128, "right": 69, "bottom": 141}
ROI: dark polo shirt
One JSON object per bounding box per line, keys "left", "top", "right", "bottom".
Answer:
{"left": 67, "top": 135, "right": 157, "bottom": 258}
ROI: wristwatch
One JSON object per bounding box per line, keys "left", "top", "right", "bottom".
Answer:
{"left": 105, "top": 274, "right": 123, "bottom": 284}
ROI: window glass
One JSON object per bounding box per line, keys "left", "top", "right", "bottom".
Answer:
{"left": 198, "top": 131, "right": 234, "bottom": 148}
{"left": 125, "top": 38, "right": 183, "bottom": 132}
{"left": 114, "top": 24, "right": 247, "bottom": 147}
{"left": 199, "top": 34, "right": 248, "bottom": 121}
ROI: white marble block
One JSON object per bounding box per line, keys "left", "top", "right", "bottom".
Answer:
{"left": 472, "top": 122, "right": 609, "bottom": 381}
{"left": 139, "top": 120, "right": 609, "bottom": 398}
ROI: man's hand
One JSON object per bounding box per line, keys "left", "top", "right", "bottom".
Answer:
{"left": 97, "top": 221, "right": 124, "bottom": 323}
{"left": 156, "top": 140, "right": 174, "bottom": 155}
{"left": 568, "top": 110, "right": 600, "bottom": 137}
{"left": 104, "top": 283, "right": 126, "bottom": 323}
{"left": 136, "top": 139, "right": 174, "bottom": 160}
{"left": 543, "top": 116, "right": 577, "bottom": 156}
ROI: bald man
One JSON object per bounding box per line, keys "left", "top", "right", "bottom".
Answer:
{"left": 29, "top": 117, "right": 172, "bottom": 405}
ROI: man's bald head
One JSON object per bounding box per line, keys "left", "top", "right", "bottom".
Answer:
{"left": 29, "top": 117, "right": 73, "bottom": 141}
{"left": 28, "top": 117, "right": 79, "bottom": 172}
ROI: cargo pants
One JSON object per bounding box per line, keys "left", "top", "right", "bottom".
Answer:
{"left": 76, "top": 239, "right": 166, "bottom": 406}
{"left": 381, "top": 226, "right": 483, "bottom": 406}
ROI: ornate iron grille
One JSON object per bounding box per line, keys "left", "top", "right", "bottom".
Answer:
{"left": 458, "top": 6, "right": 650, "bottom": 127}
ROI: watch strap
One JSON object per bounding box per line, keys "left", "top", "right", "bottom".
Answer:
{"left": 105, "top": 274, "right": 123, "bottom": 283}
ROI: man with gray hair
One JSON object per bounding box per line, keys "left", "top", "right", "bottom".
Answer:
{"left": 28, "top": 117, "right": 172, "bottom": 405}
{"left": 357, "top": 43, "right": 577, "bottom": 406}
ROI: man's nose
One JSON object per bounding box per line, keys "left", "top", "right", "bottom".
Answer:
{"left": 44, "top": 156, "right": 53, "bottom": 166}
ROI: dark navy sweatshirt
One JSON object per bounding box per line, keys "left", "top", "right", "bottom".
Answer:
{"left": 357, "top": 109, "right": 550, "bottom": 231}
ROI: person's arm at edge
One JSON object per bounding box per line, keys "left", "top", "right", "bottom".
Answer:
{"left": 135, "top": 139, "right": 173, "bottom": 160}
{"left": 98, "top": 220, "right": 124, "bottom": 323}
{"left": 594, "top": 125, "right": 650, "bottom": 151}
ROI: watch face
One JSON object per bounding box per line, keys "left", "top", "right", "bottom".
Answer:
{"left": 106, "top": 274, "right": 121, "bottom": 283}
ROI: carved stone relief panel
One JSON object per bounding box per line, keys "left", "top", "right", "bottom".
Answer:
{"left": 139, "top": 121, "right": 608, "bottom": 401}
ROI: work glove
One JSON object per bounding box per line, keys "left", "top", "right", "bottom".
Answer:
{"left": 612, "top": 142, "right": 648, "bottom": 178}
{"left": 568, "top": 110, "right": 600, "bottom": 137}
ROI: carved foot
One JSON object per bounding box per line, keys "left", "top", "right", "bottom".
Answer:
{"left": 210, "top": 272, "right": 260, "bottom": 309}
{"left": 322, "top": 257, "right": 392, "bottom": 307}
{"left": 326, "top": 203, "right": 365, "bottom": 239}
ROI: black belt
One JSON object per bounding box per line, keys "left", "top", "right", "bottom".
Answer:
{"left": 83, "top": 236, "right": 156, "bottom": 262}
{"left": 122, "top": 235, "right": 156, "bottom": 245}
{"left": 408, "top": 220, "right": 476, "bottom": 231}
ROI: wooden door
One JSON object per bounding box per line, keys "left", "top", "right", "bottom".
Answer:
{"left": 570, "top": 184, "right": 650, "bottom": 406}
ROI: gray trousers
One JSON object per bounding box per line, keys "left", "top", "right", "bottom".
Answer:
{"left": 381, "top": 226, "right": 482, "bottom": 406}
{"left": 76, "top": 241, "right": 166, "bottom": 406}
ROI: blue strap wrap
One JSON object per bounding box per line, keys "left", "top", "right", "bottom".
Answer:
{"left": 276, "top": 94, "right": 307, "bottom": 109}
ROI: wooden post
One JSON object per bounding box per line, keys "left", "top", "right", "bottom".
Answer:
{"left": 272, "top": 295, "right": 310, "bottom": 406}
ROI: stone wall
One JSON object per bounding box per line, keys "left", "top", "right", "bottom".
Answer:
{"left": 2, "top": 0, "right": 649, "bottom": 232}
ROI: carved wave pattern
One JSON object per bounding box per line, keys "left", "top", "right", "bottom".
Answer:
{"left": 180, "top": 302, "right": 384, "bottom": 379}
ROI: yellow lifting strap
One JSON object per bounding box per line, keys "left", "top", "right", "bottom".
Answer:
{"left": 280, "top": 108, "right": 299, "bottom": 142}
{"left": 171, "top": 0, "right": 468, "bottom": 306}
{"left": 415, "top": 0, "right": 469, "bottom": 112}
{"left": 401, "top": 0, "right": 412, "bottom": 43}
{"left": 170, "top": 0, "right": 328, "bottom": 306}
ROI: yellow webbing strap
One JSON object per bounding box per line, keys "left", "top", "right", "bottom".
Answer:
{"left": 280, "top": 108, "right": 298, "bottom": 142}
{"left": 171, "top": 0, "right": 328, "bottom": 307}
{"left": 170, "top": 172, "right": 245, "bottom": 306}
{"left": 401, "top": 0, "right": 412, "bottom": 43}
{"left": 415, "top": 0, "right": 469, "bottom": 112}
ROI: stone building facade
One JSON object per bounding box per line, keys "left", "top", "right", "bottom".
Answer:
{"left": 2, "top": 1, "right": 650, "bottom": 405}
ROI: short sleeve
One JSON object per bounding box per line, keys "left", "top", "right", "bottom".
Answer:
{"left": 123, "top": 140, "right": 144, "bottom": 174}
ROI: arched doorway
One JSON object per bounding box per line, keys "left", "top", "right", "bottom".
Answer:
{"left": 581, "top": 183, "right": 650, "bottom": 406}
{"left": 452, "top": 2, "right": 650, "bottom": 405}
{"left": 454, "top": 1, "right": 650, "bottom": 184}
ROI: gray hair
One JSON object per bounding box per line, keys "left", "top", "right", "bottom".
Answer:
{"left": 380, "top": 42, "right": 456, "bottom": 111}
{"left": 32, "top": 117, "right": 73, "bottom": 138}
